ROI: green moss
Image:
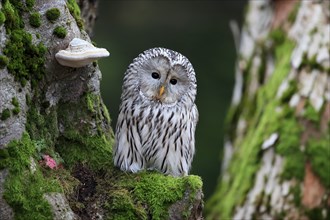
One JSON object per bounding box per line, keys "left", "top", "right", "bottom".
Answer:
{"left": 85, "top": 92, "right": 112, "bottom": 134}
{"left": 0, "top": 55, "right": 9, "bottom": 69}
{"left": 46, "top": 8, "right": 60, "bottom": 22}
{"left": 305, "top": 208, "right": 324, "bottom": 220}
{"left": 269, "top": 28, "right": 286, "bottom": 46}
{"left": 134, "top": 174, "right": 201, "bottom": 219}
{"left": 25, "top": 94, "right": 31, "bottom": 106}
{"left": 0, "top": 148, "right": 9, "bottom": 159}
{"left": 280, "top": 80, "right": 298, "bottom": 103}
{"left": 86, "top": 92, "right": 97, "bottom": 112}
{"left": 276, "top": 116, "right": 301, "bottom": 156}
{"left": 3, "top": 1, "right": 47, "bottom": 88}
{"left": 53, "top": 93, "right": 113, "bottom": 170}
{"left": 1, "top": 108, "right": 11, "bottom": 120}
{"left": 4, "top": 29, "right": 46, "bottom": 87}
{"left": 308, "top": 55, "right": 324, "bottom": 71}
{"left": 12, "top": 97, "right": 20, "bottom": 115}
{"left": 103, "top": 172, "right": 202, "bottom": 220}
{"left": 291, "top": 185, "right": 301, "bottom": 207}
{"left": 306, "top": 138, "right": 330, "bottom": 188}
{"left": 12, "top": 97, "right": 19, "bottom": 107}
{"left": 53, "top": 26, "right": 67, "bottom": 38}
{"left": 18, "top": 103, "right": 78, "bottom": 203}
{"left": 281, "top": 153, "right": 305, "bottom": 180}
{"left": 257, "top": 47, "right": 267, "bottom": 84}
{"left": 6, "top": 0, "right": 25, "bottom": 12}
{"left": 3, "top": 133, "right": 61, "bottom": 219}
{"left": 303, "top": 102, "right": 320, "bottom": 123}
{"left": 25, "top": 0, "right": 35, "bottom": 11}
{"left": 26, "top": 105, "right": 59, "bottom": 148}
{"left": 275, "top": 108, "right": 306, "bottom": 181}
{"left": 299, "top": 53, "right": 324, "bottom": 72}
{"left": 239, "top": 55, "right": 259, "bottom": 120}
{"left": 29, "top": 12, "right": 41, "bottom": 28}
{"left": 102, "top": 102, "right": 111, "bottom": 124}
{"left": 67, "top": 0, "right": 84, "bottom": 29}
{"left": 105, "top": 188, "right": 147, "bottom": 220}
{"left": 0, "top": 11, "right": 6, "bottom": 25}
{"left": 56, "top": 132, "right": 112, "bottom": 170}
{"left": 0, "top": 148, "right": 10, "bottom": 169}
{"left": 12, "top": 107, "right": 20, "bottom": 115}
{"left": 67, "top": 0, "right": 80, "bottom": 19}
{"left": 1, "top": 0, "right": 23, "bottom": 31}
{"left": 309, "top": 27, "right": 318, "bottom": 36}
{"left": 207, "top": 39, "right": 295, "bottom": 219}
{"left": 46, "top": 166, "right": 80, "bottom": 196}
{"left": 288, "top": 2, "right": 300, "bottom": 24}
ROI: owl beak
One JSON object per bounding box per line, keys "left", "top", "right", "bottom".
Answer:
{"left": 158, "top": 85, "right": 165, "bottom": 97}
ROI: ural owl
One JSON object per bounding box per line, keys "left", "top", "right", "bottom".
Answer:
{"left": 114, "top": 47, "right": 198, "bottom": 176}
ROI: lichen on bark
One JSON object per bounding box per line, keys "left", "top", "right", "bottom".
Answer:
{"left": 207, "top": 1, "right": 330, "bottom": 219}
{"left": 0, "top": 0, "right": 203, "bottom": 219}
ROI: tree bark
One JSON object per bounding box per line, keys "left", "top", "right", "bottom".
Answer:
{"left": 0, "top": 0, "right": 203, "bottom": 219}
{"left": 207, "top": 0, "right": 329, "bottom": 219}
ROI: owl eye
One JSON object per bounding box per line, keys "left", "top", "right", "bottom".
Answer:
{"left": 170, "top": 78, "right": 177, "bottom": 85}
{"left": 151, "top": 72, "right": 160, "bottom": 79}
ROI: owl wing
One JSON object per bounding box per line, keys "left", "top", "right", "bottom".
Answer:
{"left": 171, "top": 103, "right": 198, "bottom": 176}
{"left": 187, "top": 103, "right": 198, "bottom": 168}
{"left": 176, "top": 103, "right": 198, "bottom": 176}
{"left": 113, "top": 103, "right": 145, "bottom": 173}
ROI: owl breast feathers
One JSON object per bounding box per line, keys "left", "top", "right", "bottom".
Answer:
{"left": 114, "top": 47, "right": 198, "bottom": 176}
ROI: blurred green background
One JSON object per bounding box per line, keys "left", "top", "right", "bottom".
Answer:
{"left": 93, "top": 0, "right": 246, "bottom": 199}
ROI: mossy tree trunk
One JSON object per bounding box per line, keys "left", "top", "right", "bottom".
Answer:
{"left": 207, "top": 0, "right": 329, "bottom": 219}
{"left": 0, "top": 1, "right": 203, "bottom": 219}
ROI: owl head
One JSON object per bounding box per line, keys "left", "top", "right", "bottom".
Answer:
{"left": 123, "top": 48, "right": 197, "bottom": 105}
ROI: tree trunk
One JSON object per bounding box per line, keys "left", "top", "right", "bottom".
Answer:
{"left": 207, "top": 0, "right": 330, "bottom": 219}
{"left": 0, "top": 1, "right": 203, "bottom": 219}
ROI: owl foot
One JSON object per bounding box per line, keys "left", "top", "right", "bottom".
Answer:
{"left": 126, "top": 162, "right": 144, "bottom": 173}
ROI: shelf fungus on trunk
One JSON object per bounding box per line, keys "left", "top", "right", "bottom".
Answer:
{"left": 55, "top": 38, "right": 110, "bottom": 68}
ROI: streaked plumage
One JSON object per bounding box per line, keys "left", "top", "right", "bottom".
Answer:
{"left": 114, "top": 47, "right": 198, "bottom": 176}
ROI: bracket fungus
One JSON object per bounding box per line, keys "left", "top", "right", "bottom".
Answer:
{"left": 55, "top": 38, "right": 110, "bottom": 68}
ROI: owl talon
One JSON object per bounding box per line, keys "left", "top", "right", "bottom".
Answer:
{"left": 127, "top": 163, "right": 143, "bottom": 173}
